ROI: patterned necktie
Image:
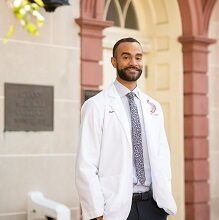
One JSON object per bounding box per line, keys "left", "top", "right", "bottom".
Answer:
{"left": 126, "top": 92, "right": 146, "bottom": 185}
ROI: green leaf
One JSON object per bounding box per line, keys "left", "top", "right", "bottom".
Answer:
{"left": 25, "top": 23, "right": 39, "bottom": 35}
{"left": 3, "top": 25, "right": 15, "bottom": 44}
{"left": 14, "top": 11, "right": 25, "bottom": 19}
{"left": 33, "top": 0, "right": 44, "bottom": 7}
{"left": 37, "top": 19, "right": 43, "bottom": 27}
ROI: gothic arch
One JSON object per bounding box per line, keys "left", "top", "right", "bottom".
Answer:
{"left": 177, "top": 0, "right": 217, "bottom": 35}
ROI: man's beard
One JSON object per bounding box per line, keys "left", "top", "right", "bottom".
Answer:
{"left": 117, "top": 67, "right": 142, "bottom": 82}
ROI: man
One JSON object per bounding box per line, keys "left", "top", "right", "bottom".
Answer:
{"left": 75, "top": 37, "right": 177, "bottom": 220}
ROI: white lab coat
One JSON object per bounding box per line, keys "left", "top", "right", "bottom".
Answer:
{"left": 75, "top": 83, "right": 177, "bottom": 220}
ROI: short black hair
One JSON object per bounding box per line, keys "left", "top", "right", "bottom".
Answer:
{"left": 112, "top": 37, "right": 141, "bottom": 57}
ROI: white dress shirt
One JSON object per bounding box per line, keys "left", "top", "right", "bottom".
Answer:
{"left": 114, "top": 80, "right": 152, "bottom": 193}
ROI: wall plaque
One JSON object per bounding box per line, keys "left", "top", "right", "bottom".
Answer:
{"left": 4, "top": 83, "right": 54, "bottom": 131}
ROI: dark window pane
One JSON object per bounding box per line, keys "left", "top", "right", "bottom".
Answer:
{"left": 118, "top": 0, "right": 127, "bottom": 10}
{"left": 125, "top": 2, "right": 138, "bottom": 29}
{"left": 106, "top": 0, "right": 120, "bottom": 27}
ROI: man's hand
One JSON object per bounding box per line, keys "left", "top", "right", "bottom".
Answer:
{"left": 96, "top": 217, "right": 103, "bottom": 220}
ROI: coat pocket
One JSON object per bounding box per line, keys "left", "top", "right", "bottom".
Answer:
{"left": 99, "top": 175, "right": 131, "bottom": 214}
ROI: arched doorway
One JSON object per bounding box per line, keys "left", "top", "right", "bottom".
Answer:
{"left": 102, "top": 1, "right": 184, "bottom": 219}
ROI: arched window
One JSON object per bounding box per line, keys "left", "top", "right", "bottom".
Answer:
{"left": 104, "top": 0, "right": 139, "bottom": 30}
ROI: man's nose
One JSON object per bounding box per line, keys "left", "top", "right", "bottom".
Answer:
{"left": 129, "top": 58, "right": 138, "bottom": 66}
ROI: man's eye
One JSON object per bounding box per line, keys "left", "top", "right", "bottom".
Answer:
{"left": 136, "top": 57, "right": 142, "bottom": 61}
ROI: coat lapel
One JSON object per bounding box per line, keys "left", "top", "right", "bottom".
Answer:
{"left": 107, "top": 84, "right": 132, "bottom": 146}
{"left": 139, "top": 92, "right": 154, "bottom": 153}
{"left": 139, "top": 91, "right": 161, "bottom": 157}
{"left": 139, "top": 91, "right": 151, "bottom": 124}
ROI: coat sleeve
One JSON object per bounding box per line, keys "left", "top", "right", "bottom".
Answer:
{"left": 75, "top": 98, "right": 104, "bottom": 220}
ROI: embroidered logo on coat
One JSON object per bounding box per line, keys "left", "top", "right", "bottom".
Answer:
{"left": 147, "top": 100, "right": 156, "bottom": 113}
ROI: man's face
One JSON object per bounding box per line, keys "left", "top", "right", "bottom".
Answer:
{"left": 111, "top": 42, "right": 143, "bottom": 82}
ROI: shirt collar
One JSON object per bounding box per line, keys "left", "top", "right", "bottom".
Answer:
{"left": 114, "top": 80, "right": 140, "bottom": 99}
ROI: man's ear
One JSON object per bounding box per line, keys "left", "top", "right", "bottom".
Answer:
{"left": 111, "top": 57, "right": 117, "bottom": 68}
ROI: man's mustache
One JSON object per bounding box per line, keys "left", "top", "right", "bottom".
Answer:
{"left": 124, "top": 67, "right": 142, "bottom": 72}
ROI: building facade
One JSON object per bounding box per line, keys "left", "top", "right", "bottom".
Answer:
{"left": 0, "top": 0, "right": 218, "bottom": 220}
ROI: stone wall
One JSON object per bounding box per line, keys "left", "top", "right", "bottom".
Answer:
{"left": 0, "top": 0, "right": 81, "bottom": 219}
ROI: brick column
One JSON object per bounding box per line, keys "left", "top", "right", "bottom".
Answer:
{"left": 179, "top": 36, "right": 216, "bottom": 220}
{"left": 75, "top": 0, "right": 112, "bottom": 92}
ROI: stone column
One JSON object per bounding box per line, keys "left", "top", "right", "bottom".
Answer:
{"left": 75, "top": 0, "right": 112, "bottom": 93}
{"left": 179, "top": 35, "right": 216, "bottom": 220}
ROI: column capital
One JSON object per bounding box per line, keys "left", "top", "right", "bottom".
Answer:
{"left": 178, "top": 35, "right": 216, "bottom": 45}
{"left": 75, "top": 18, "right": 113, "bottom": 37}
{"left": 178, "top": 35, "right": 216, "bottom": 73}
